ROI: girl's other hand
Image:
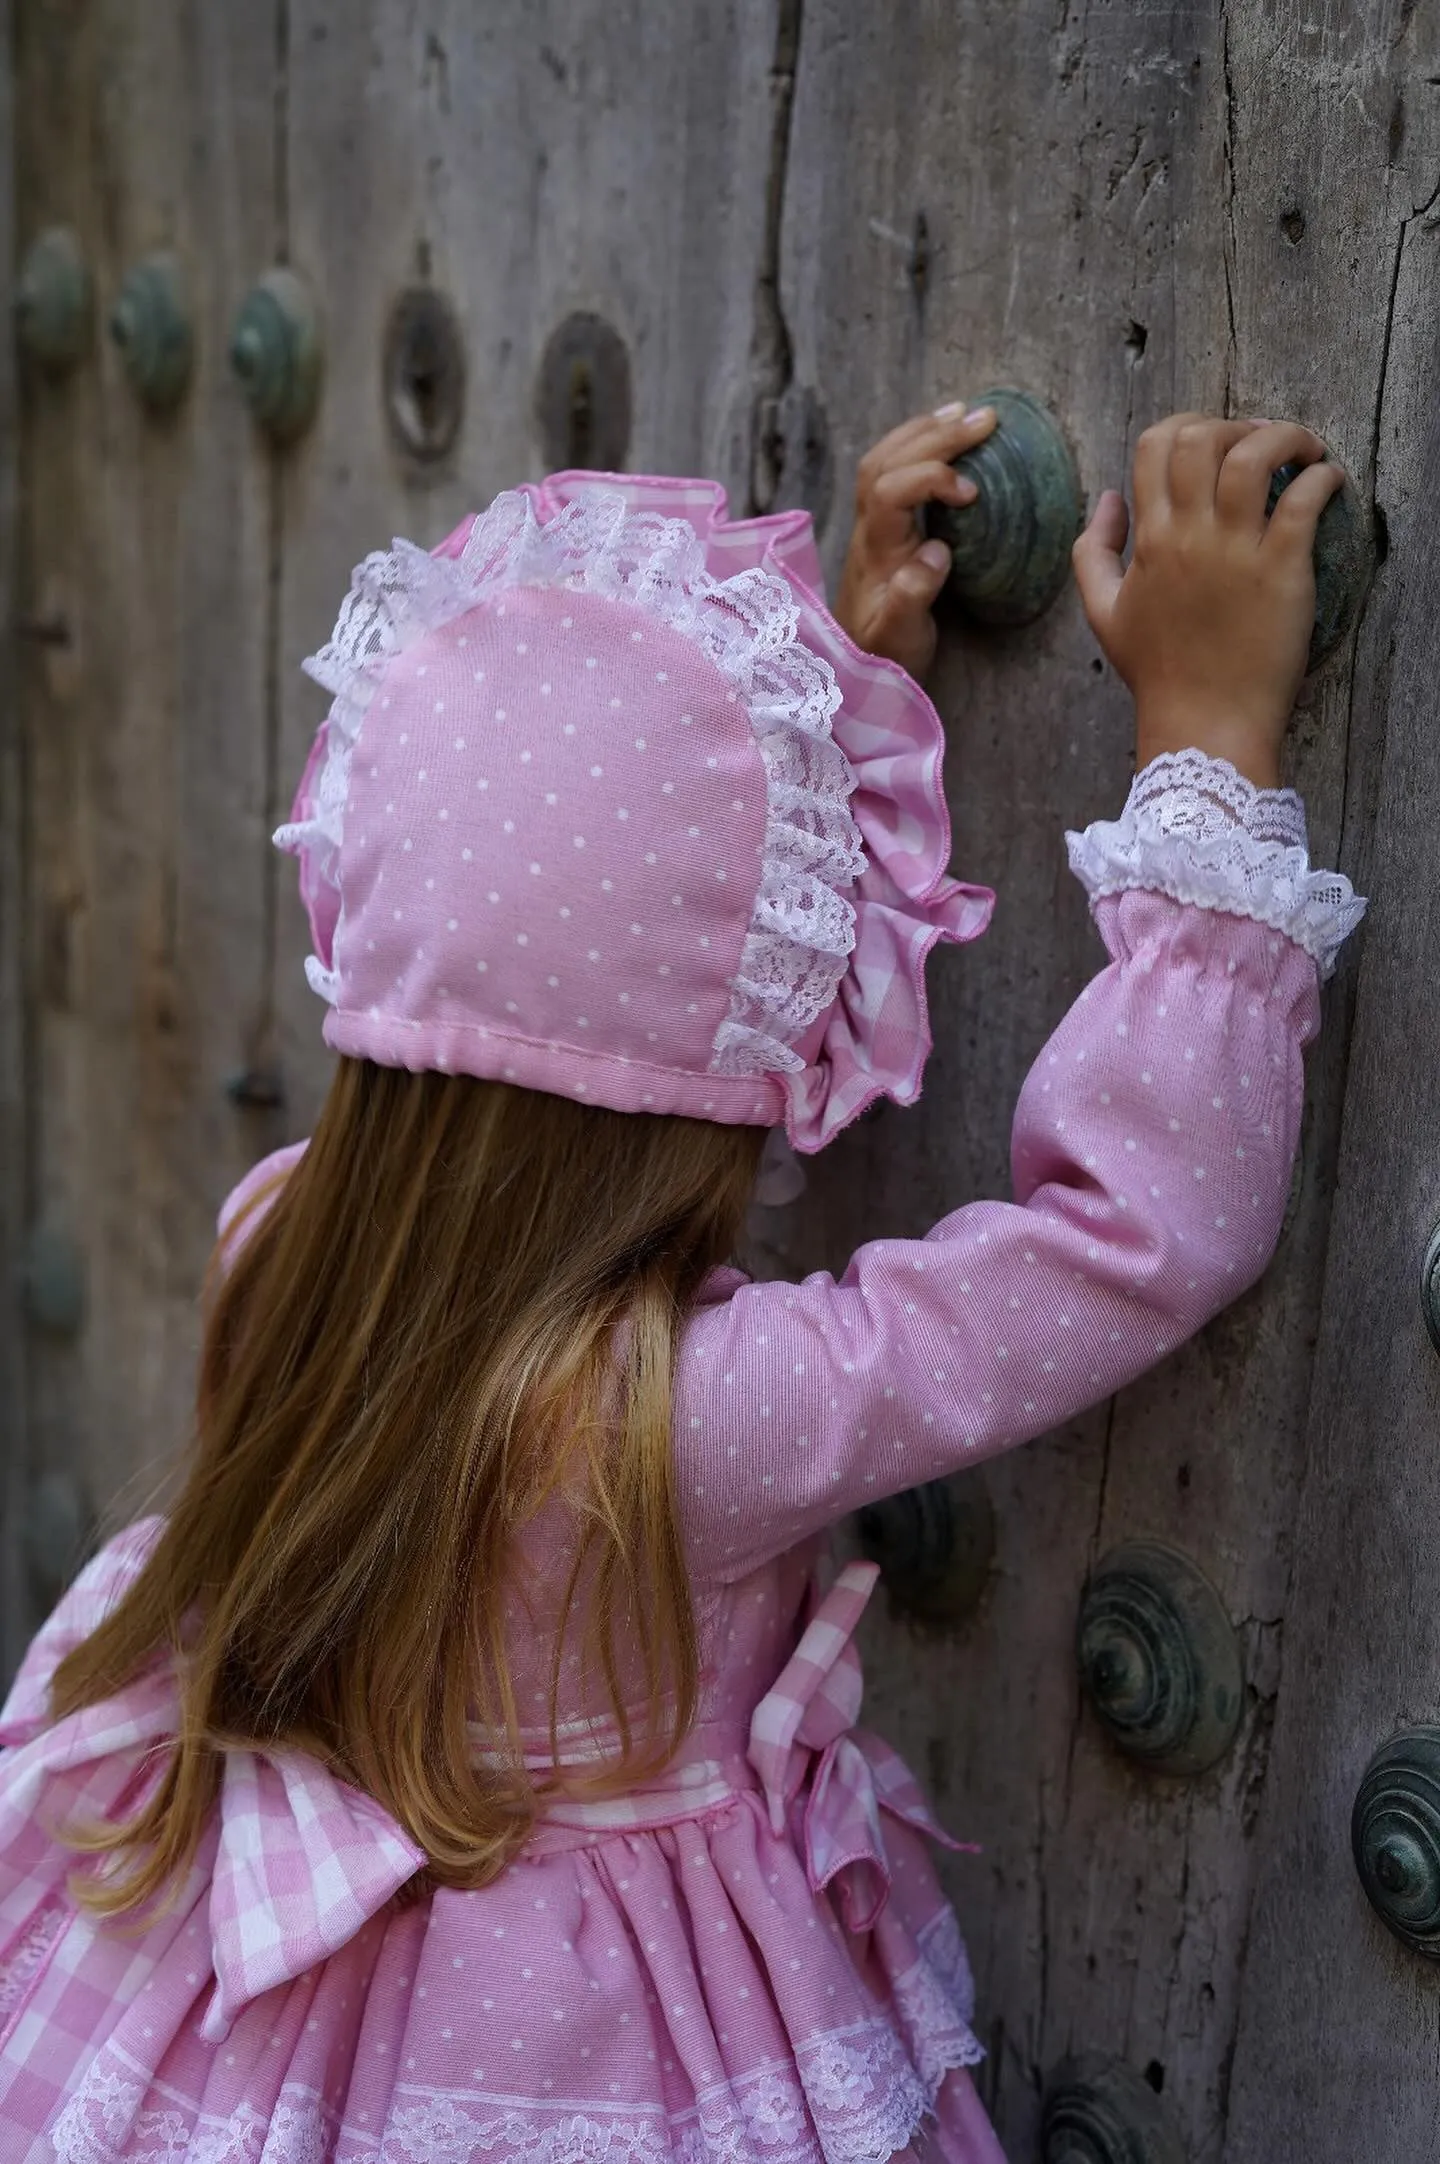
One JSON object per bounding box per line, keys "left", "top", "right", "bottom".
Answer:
{"left": 1072, "top": 415, "right": 1346, "bottom": 789}
{"left": 834, "top": 403, "right": 999, "bottom": 679}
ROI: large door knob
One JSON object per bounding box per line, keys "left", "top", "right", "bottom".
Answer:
{"left": 110, "top": 253, "right": 192, "bottom": 411}
{"left": 15, "top": 226, "right": 90, "bottom": 373}
{"left": 1042, "top": 2055, "right": 1186, "bottom": 2164}
{"left": 1351, "top": 1726, "right": 1440, "bottom": 1957}
{"left": 1266, "top": 458, "right": 1375, "bottom": 669}
{"left": 922, "top": 385, "right": 1081, "bottom": 626}
{"left": 230, "top": 267, "right": 322, "bottom": 442}
{"left": 856, "top": 1473, "right": 995, "bottom": 1627}
{"left": 1077, "top": 1540, "right": 1243, "bottom": 1775}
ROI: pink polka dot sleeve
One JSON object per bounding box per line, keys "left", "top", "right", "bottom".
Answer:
{"left": 675, "top": 891, "right": 1325, "bottom": 1582}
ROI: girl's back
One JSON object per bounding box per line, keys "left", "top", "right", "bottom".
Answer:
{"left": 0, "top": 424, "right": 1359, "bottom": 2163}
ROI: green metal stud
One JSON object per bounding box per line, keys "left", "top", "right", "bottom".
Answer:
{"left": 1352, "top": 1726, "right": 1440, "bottom": 1958}
{"left": 1077, "top": 1539, "right": 1243, "bottom": 1776}
{"left": 22, "top": 1220, "right": 84, "bottom": 1336}
{"left": 1042, "top": 2055, "right": 1187, "bottom": 2164}
{"left": 15, "top": 226, "right": 91, "bottom": 373}
{"left": 109, "top": 252, "right": 192, "bottom": 411}
{"left": 229, "top": 267, "right": 323, "bottom": 442}
{"left": 1267, "top": 458, "right": 1375, "bottom": 670}
{"left": 857, "top": 1474, "right": 996, "bottom": 1628}
{"left": 24, "top": 1469, "right": 92, "bottom": 1608}
{"left": 923, "top": 386, "right": 1082, "bottom": 627}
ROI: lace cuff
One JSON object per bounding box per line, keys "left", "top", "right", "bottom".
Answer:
{"left": 1065, "top": 748, "right": 1366, "bottom": 979}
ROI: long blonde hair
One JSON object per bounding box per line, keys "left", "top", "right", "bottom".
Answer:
{"left": 52, "top": 1058, "right": 765, "bottom": 1915}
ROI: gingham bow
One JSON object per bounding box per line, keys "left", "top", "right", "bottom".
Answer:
{"left": 0, "top": 1667, "right": 424, "bottom": 2044}
{"left": 746, "top": 1558, "right": 970, "bottom": 1932}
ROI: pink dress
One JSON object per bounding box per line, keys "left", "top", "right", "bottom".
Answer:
{"left": 0, "top": 835, "right": 1350, "bottom": 2162}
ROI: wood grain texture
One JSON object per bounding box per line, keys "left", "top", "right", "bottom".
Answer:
{"left": 0, "top": 0, "right": 26, "bottom": 1683}
{"left": 767, "top": 1, "right": 1428, "bottom": 2151}
{"left": 9, "top": 2, "right": 1440, "bottom": 2145}
{"left": 13, "top": 3, "right": 278, "bottom": 1570}
{"left": 1223, "top": 16, "right": 1440, "bottom": 2153}
{"left": 272, "top": 0, "right": 783, "bottom": 1136}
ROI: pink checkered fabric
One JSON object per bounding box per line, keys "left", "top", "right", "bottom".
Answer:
{"left": 0, "top": 1524, "right": 424, "bottom": 2053}
{"left": 200, "top": 1745, "right": 423, "bottom": 2043}
{"left": 274, "top": 474, "right": 993, "bottom": 1152}
{"left": 746, "top": 1560, "right": 973, "bottom": 1931}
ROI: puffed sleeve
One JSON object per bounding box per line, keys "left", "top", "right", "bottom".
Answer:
{"left": 675, "top": 751, "right": 1365, "bottom": 1581}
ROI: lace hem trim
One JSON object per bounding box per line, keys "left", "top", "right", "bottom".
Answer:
{"left": 1065, "top": 748, "right": 1366, "bottom": 979}
{"left": 50, "top": 1912, "right": 981, "bottom": 2164}
{"left": 0, "top": 1894, "right": 67, "bottom": 2043}
{"left": 273, "top": 488, "right": 866, "bottom": 1078}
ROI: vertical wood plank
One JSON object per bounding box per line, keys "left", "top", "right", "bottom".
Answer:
{"left": 771, "top": 0, "right": 1418, "bottom": 2148}
{"left": 14, "top": 2, "right": 278, "bottom": 1575}
{"left": 1223, "top": 11, "right": 1440, "bottom": 2152}
{"left": 0, "top": 0, "right": 26, "bottom": 1682}
{"left": 273, "top": 0, "right": 782, "bottom": 1128}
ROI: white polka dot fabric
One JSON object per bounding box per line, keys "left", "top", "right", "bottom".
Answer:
{"left": 275, "top": 476, "right": 995, "bottom": 1151}
{"left": 0, "top": 770, "right": 1366, "bottom": 2164}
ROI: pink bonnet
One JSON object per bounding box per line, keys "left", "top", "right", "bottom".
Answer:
{"left": 274, "top": 473, "right": 993, "bottom": 1152}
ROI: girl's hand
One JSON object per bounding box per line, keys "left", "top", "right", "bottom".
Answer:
{"left": 1073, "top": 415, "right": 1346, "bottom": 789}
{"left": 834, "top": 403, "right": 999, "bottom": 679}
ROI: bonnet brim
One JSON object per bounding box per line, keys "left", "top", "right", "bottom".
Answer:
{"left": 542, "top": 476, "right": 993, "bottom": 1151}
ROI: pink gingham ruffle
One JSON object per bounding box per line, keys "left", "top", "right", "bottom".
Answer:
{"left": 531, "top": 477, "right": 995, "bottom": 1150}
{"left": 0, "top": 1524, "right": 424, "bottom": 2047}
{"left": 747, "top": 1559, "right": 976, "bottom": 1931}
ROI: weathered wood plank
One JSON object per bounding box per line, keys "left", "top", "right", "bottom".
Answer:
{"left": 772, "top": 0, "right": 1423, "bottom": 2149}
{"left": 273, "top": 0, "right": 784, "bottom": 1133}
{"left": 13, "top": 2, "right": 278, "bottom": 1572}
{"left": 1224, "top": 25, "right": 1440, "bottom": 2153}
{"left": 0, "top": 0, "right": 27, "bottom": 1684}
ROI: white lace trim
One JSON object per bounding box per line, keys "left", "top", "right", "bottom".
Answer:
{"left": 1065, "top": 749, "right": 1365, "bottom": 979}
{"left": 50, "top": 1913, "right": 981, "bottom": 2164}
{"left": 273, "top": 488, "right": 866, "bottom": 1077}
{"left": 0, "top": 1895, "right": 66, "bottom": 2039}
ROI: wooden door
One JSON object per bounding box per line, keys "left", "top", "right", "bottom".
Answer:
{"left": 8, "top": 4, "right": 1440, "bottom": 2157}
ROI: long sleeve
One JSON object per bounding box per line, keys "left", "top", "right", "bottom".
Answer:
{"left": 676, "top": 752, "right": 1364, "bottom": 1582}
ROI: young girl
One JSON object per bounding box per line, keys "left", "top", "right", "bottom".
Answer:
{"left": 0, "top": 407, "right": 1361, "bottom": 2164}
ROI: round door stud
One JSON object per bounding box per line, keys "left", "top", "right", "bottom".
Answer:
{"left": 383, "top": 285, "right": 465, "bottom": 462}
{"left": 1042, "top": 2056, "right": 1186, "bottom": 2164}
{"left": 109, "top": 252, "right": 192, "bottom": 411}
{"left": 22, "top": 1220, "right": 84, "bottom": 1337}
{"left": 535, "top": 311, "right": 633, "bottom": 474}
{"left": 1420, "top": 1221, "right": 1440, "bottom": 1357}
{"left": 1351, "top": 1726, "right": 1440, "bottom": 1957}
{"left": 922, "top": 385, "right": 1081, "bottom": 626}
{"left": 15, "top": 226, "right": 91, "bottom": 373}
{"left": 856, "top": 1473, "right": 996, "bottom": 1628}
{"left": 24, "top": 1469, "right": 91, "bottom": 1610}
{"left": 1077, "top": 1539, "right": 1243, "bottom": 1776}
{"left": 229, "top": 267, "right": 322, "bottom": 442}
{"left": 1266, "top": 458, "right": 1375, "bottom": 669}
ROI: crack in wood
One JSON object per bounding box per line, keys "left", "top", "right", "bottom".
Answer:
{"left": 747, "top": 0, "right": 803, "bottom": 515}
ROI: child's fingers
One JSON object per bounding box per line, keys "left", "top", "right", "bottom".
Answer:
{"left": 1216, "top": 421, "right": 1331, "bottom": 532}
{"left": 1072, "top": 489, "right": 1129, "bottom": 630}
{"left": 1133, "top": 411, "right": 1208, "bottom": 516}
{"left": 858, "top": 405, "right": 997, "bottom": 492}
{"left": 1261, "top": 456, "right": 1346, "bottom": 553}
{"left": 871, "top": 459, "right": 978, "bottom": 517}
{"left": 857, "top": 413, "right": 944, "bottom": 481}
{"left": 1168, "top": 419, "right": 1266, "bottom": 513}
{"left": 882, "top": 544, "right": 953, "bottom": 620}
